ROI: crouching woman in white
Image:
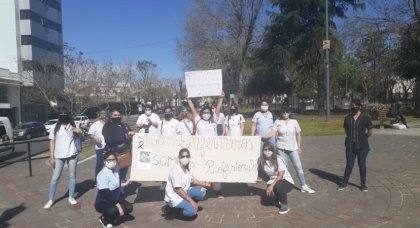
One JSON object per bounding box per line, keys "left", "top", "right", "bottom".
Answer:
{"left": 256, "top": 143, "right": 294, "bottom": 214}
{"left": 164, "top": 148, "right": 211, "bottom": 219}
{"left": 95, "top": 152, "right": 133, "bottom": 227}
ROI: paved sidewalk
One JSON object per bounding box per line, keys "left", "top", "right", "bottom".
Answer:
{"left": 0, "top": 132, "right": 419, "bottom": 227}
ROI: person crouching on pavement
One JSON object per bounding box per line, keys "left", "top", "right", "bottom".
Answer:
{"left": 95, "top": 151, "right": 133, "bottom": 228}
{"left": 163, "top": 148, "right": 211, "bottom": 220}
{"left": 256, "top": 142, "right": 294, "bottom": 215}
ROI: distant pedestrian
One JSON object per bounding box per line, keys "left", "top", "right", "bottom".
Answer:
{"left": 338, "top": 99, "right": 373, "bottom": 192}
{"left": 224, "top": 103, "right": 245, "bottom": 136}
{"left": 88, "top": 110, "right": 108, "bottom": 185}
{"left": 136, "top": 104, "right": 160, "bottom": 134}
{"left": 387, "top": 100, "right": 408, "bottom": 128}
{"left": 263, "top": 108, "right": 315, "bottom": 194}
{"left": 256, "top": 142, "right": 294, "bottom": 214}
{"left": 137, "top": 103, "right": 143, "bottom": 115}
{"left": 163, "top": 148, "right": 211, "bottom": 220}
{"left": 95, "top": 151, "right": 134, "bottom": 227}
{"left": 44, "top": 112, "right": 84, "bottom": 209}
{"left": 214, "top": 106, "right": 225, "bottom": 136}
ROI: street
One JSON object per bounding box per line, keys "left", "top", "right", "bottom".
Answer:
{"left": 0, "top": 136, "right": 49, "bottom": 166}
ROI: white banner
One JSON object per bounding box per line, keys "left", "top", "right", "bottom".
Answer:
{"left": 185, "top": 69, "right": 223, "bottom": 97}
{"left": 129, "top": 134, "right": 261, "bottom": 183}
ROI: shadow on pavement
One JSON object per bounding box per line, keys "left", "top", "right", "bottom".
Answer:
{"left": 309, "top": 168, "right": 341, "bottom": 184}
{"left": 0, "top": 203, "right": 26, "bottom": 227}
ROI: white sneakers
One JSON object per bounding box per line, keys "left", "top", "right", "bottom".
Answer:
{"left": 44, "top": 197, "right": 77, "bottom": 209}
{"left": 68, "top": 197, "right": 78, "bottom": 205}
{"left": 301, "top": 185, "right": 315, "bottom": 194}
{"left": 43, "top": 200, "right": 53, "bottom": 209}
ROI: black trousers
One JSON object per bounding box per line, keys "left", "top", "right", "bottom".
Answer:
{"left": 95, "top": 199, "right": 133, "bottom": 221}
{"left": 271, "top": 179, "right": 294, "bottom": 205}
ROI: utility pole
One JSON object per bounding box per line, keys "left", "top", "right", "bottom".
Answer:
{"left": 325, "top": 0, "right": 330, "bottom": 121}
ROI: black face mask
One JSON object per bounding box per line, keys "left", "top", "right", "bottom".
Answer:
{"left": 229, "top": 109, "right": 237, "bottom": 115}
{"left": 58, "top": 115, "right": 70, "bottom": 124}
{"left": 351, "top": 107, "right": 360, "bottom": 115}
{"left": 110, "top": 117, "right": 122, "bottom": 124}
{"left": 164, "top": 113, "right": 173, "bottom": 120}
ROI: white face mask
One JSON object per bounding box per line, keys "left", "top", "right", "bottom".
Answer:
{"left": 261, "top": 105, "right": 269, "bottom": 112}
{"left": 202, "top": 114, "right": 211, "bottom": 120}
{"left": 105, "top": 160, "right": 117, "bottom": 169}
{"left": 263, "top": 150, "right": 273, "bottom": 158}
{"left": 180, "top": 157, "right": 190, "bottom": 166}
{"left": 145, "top": 110, "right": 152, "bottom": 116}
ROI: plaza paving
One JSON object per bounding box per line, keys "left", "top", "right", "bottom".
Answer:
{"left": 0, "top": 126, "right": 419, "bottom": 227}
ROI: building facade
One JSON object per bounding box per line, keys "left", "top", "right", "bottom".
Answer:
{"left": 0, "top": 0, "right": 64, "bottom": 125}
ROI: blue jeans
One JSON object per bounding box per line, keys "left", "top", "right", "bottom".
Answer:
{"left": 48, "top": 155, "right": 78, "bottom": 200}
{"left": 168, "top": 186, "right": 206, "bottom": 217}
{"left": 260, "top": 137, "right": 276, "bottom": 152}
{"left": 95, "top": 149, "right": 105, "bottom": 178}
{"left": 277, "top": 149, "right": 306, "bottom": 186}
{"left": 343, "top": 147, "right": 369, "bottom": 185}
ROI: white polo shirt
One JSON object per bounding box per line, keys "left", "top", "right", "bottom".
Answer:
{"left": 178, "top": 119, "right": 194, "bottom": 136}
{"left": 88, "top": 120, "right": 106, "bottom": 150}
{"left": 48, "top": 124, "right": 78, "bottom": 159}
{"left": 158, "top": 118, "right": 180, "bottom": 135}
{"left": 164, "top": 163, "right": 195, "bottom": 207}
{"left": 136, "top": 113, "right": 161, "bottom": 134}
{"left": 273, "top": 119, "right": 301, "bottom": 151}
{"left": 263, "top": 157, "right": 294, "bottom": 185}
{"left": 225, "top": 114, "right": 245, "bottom": 136}
{"left": 97, "top": 166, "right": 121, "bottom": 191}
{"left": 194, "top": 115, "right": 217, "bottom": 136}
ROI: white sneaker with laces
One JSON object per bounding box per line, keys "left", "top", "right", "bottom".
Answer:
{"left": 44, "top": 200, "right": 53, "bottom": 209}
{"left": 68, "top": 197, "right": 78, "bottom": 205}
{"left": 301, "top": 185, "right": 315, "bottom": 194}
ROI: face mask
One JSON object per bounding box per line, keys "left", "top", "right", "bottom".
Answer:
{"left": 261, "top": 105, "right": 268, "bottom": 112}
{"left": 263, "top": 150, "right": 273, "bottom": 158}
{"left": 202, "top": 114, "right": 211, "bottom": 120}
{"left": 111, "top": 117, "right": 121, "bottom": 124}
{"left": 351, "top": 107, "right": 360, "bottom": 115}
{"left": 229, "top": 109, "right": 237, "bottom": 115}
{"left": 282, "top": 113, "right": 290, "bottom": 119}
{"left": 105, "top": 160, "right": 117, "bottom": 169}
{"left": 180, "top": 157, "right": 190, "bottom": 166}
{"left": 145, "top": 110, "right": 152, "bottom": 116}
{"left": 164, "top": 113, "right": 173, "bottom": 120}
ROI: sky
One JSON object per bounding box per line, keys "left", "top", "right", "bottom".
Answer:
{"left": 62, "top": 0, "right": 192, "bottom": 79}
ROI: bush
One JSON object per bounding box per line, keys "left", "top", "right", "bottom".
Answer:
{"left": 366, "top": 103, "right": 389, "bottom": 120}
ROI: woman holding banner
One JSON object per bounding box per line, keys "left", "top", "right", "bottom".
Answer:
{"left": 187, "top": 91, "right": 224, "bottom": 198}
{"left": 256, "top": 142, "right": 294, "bottom": 214}
{"left": 263, "top": 108, "right": 315, "bottom": 194}
{"left": 163, "top": 148, "right": 211, "bottom": 220}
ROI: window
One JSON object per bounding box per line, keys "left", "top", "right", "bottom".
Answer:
{"left": 0, "top": 85, "right": 7, "bottom": 103}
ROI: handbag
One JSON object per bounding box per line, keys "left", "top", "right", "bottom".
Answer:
{"left": 116, "top": 148, "right": 132, "bottom": 168}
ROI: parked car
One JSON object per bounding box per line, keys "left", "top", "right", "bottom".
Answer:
{"left": 74, "top": 116, "right": 89, "bottom": 128}
{"left": 0, "top": 117, "right": 15, "bottom": 155}
{"left": 13, "top": 122, "right": 47, "bottom": 140}
{"left": 44, "top": 119, "right": 58, "bottom": 133}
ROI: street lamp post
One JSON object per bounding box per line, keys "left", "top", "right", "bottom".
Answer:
{"left": 325, "top": 0, "right": 330, "bottom": 121}
{"left": 179, "top": 80, "right": 183, "bottom": 113}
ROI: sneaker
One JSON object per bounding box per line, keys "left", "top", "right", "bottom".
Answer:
{"left": 337, "top": 183, "right": 348, "bottom": 191}
{"left": 301, "top": 184, "right": 315, "bottom": 194}
{"left": 361, "top": 185, "right": 368, "bottom": 192}
{"left": 99, "top": 216, "right": 113, "bottom": 228}
{"left": 43, "top": 200, "right": 53, "bottom": 209}
{"left": 216, "top": 191, "right": 224, "bottom": 199}
{"left": 68, "top": 197, "right": 78, "bottom": 205}
{"left": 279, "top": 205, "right": 290, "bottom": 214}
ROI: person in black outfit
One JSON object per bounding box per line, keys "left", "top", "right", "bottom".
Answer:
{"left": 95, "top": 151, "right": 133, "bottom": 227}
{"left": 338, "top": 99, "right": 373, "bottom": 192}
{"left": 387, "top": 101, "right": 408, "bottom": 127}
{"left": 102, "top": 110, "right": 135, "bottom": 180}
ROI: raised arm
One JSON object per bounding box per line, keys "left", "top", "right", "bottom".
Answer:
{"left": 214, "top": 91, "right": 225, "bottom": 117}
{"left": 187, "top": 98, "right": 198, "bottom": 119}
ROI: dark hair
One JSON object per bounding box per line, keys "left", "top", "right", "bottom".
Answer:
{"left": 199, "top": 106, "right": 213, "bottom": 118}
{"left": 260, "top": 99, "right": 270, "bottom": 105}
{"left": 110, "top": 109, "right": 121, "bottom": 115}
{"left": 103, "top": 151, "right": 117, "bottom": 161}
{"left": 351, "top": 99, "right": 362, "bottom": 107}
{"left": 54, "top": 112, "right": 76, "bottom": 136}
{"left": 145, "top": 104, "right": 153, "bottom": 110}
{"left": 259, "top": 142, "right": 278, "bottom": 171}
{"left": 178, "top": 148, "right": 190, "bottom": 169}
{"left": 164, "top": 106, "right": 173, "bottom": 113}
{"left": 229, "top": 103, "right": 238, "bottom": 110}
